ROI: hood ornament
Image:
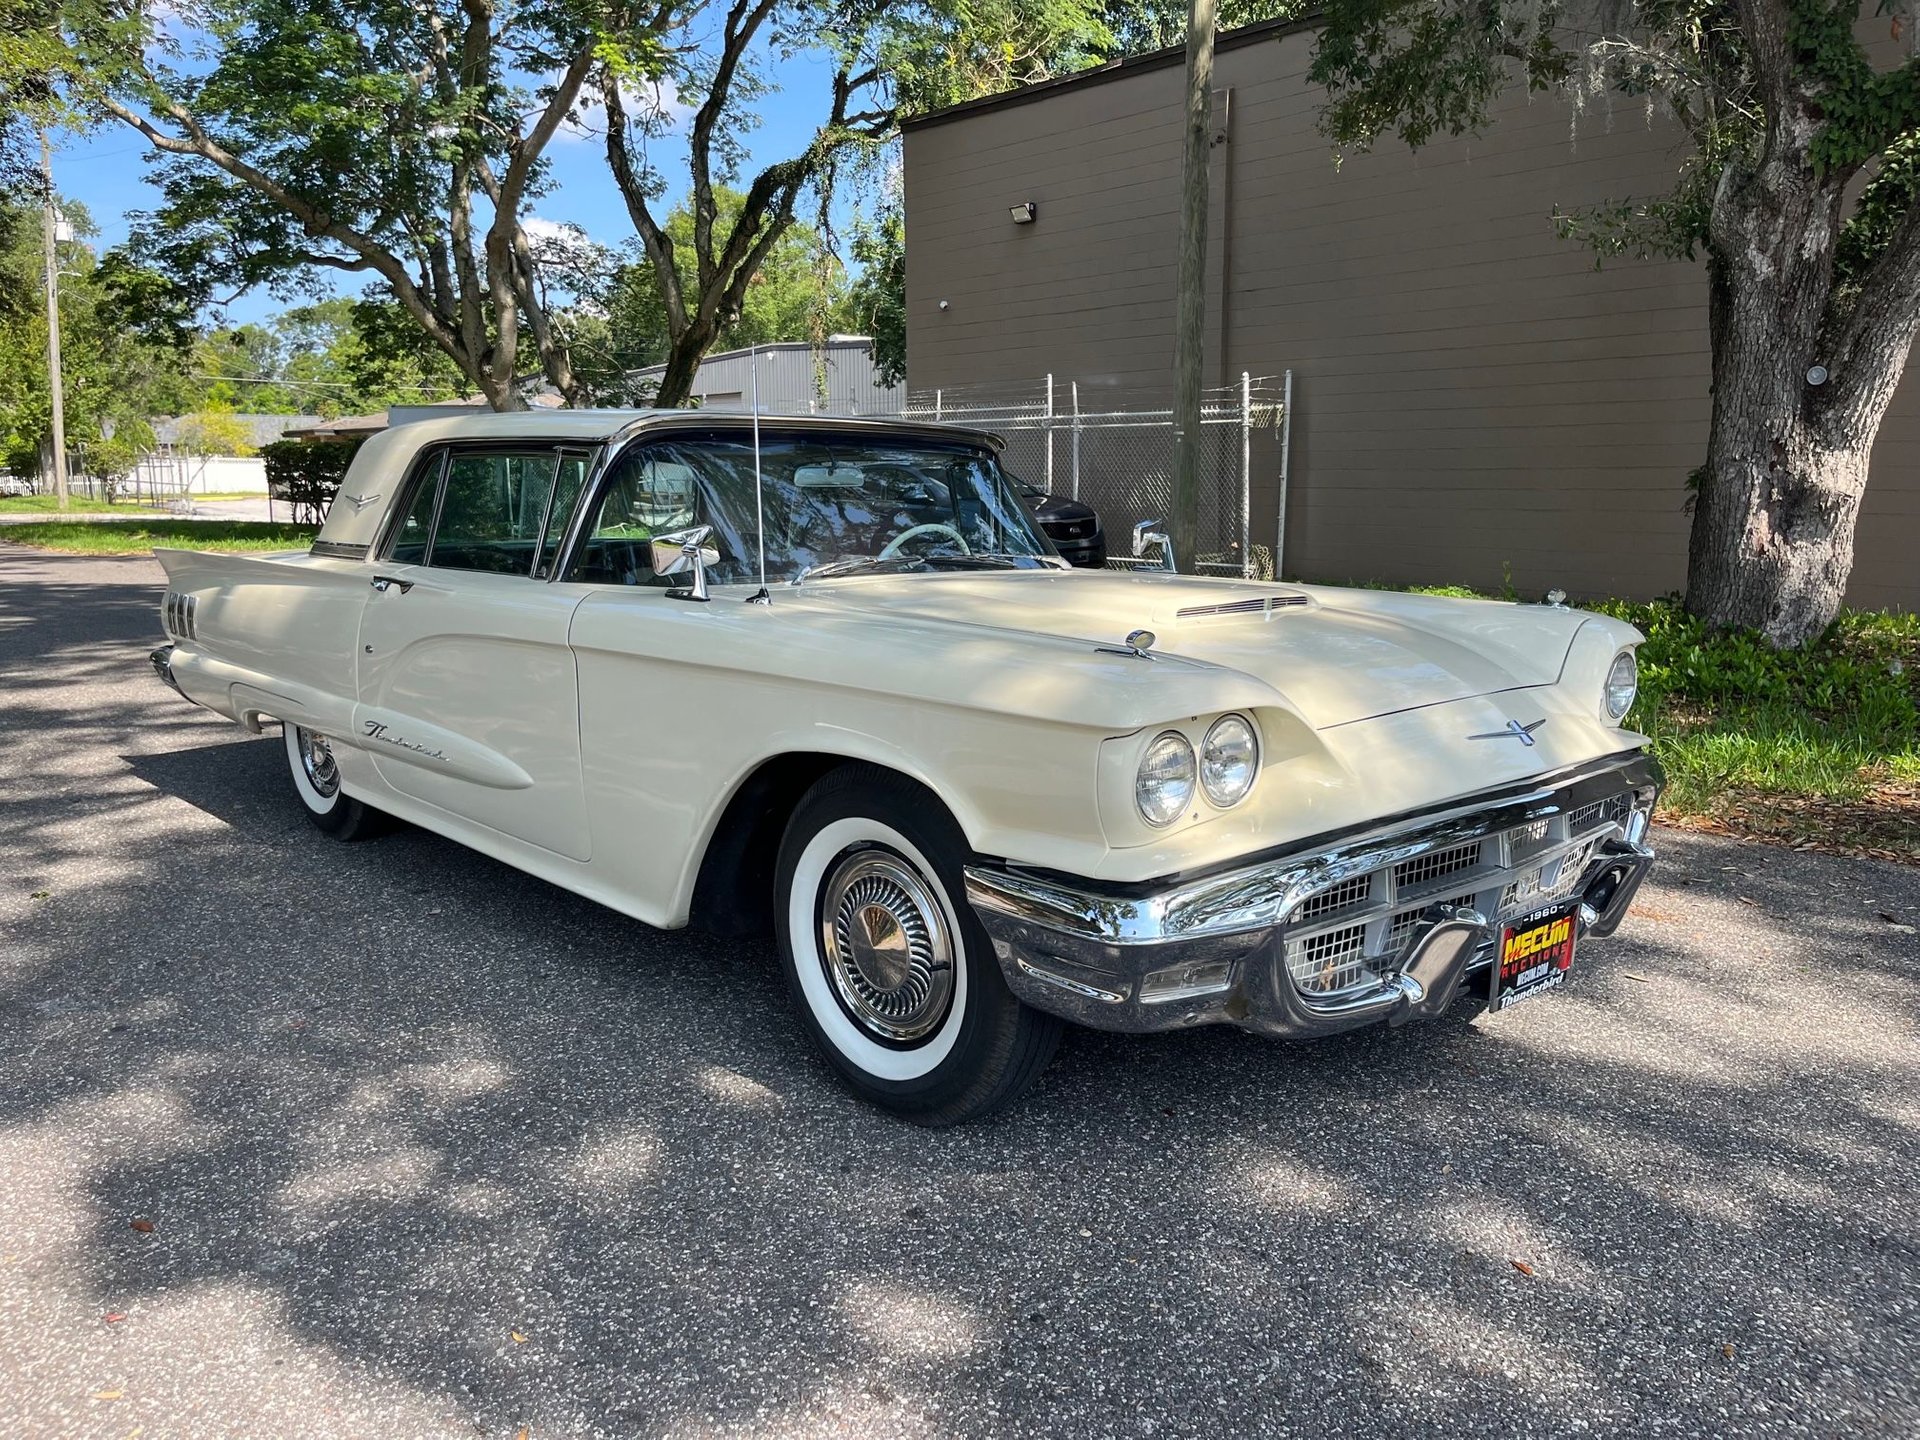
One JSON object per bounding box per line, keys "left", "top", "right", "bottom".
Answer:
{"left": 1469, "top": 718, "right": 1547, "bottom": 747}
{"left": 1096, "top": 628, "right": 1158, "bottom": 661}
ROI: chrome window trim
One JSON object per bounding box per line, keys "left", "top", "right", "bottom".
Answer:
{"left": 548, "top": 418, "right": 1014, "bottom": 589}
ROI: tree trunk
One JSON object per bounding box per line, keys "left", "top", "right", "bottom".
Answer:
{"left": 650, "top": 330, "right": 713, "bottom": 409}
{"left": 1685, "top": 134, "right": 1888, "bottom": 649}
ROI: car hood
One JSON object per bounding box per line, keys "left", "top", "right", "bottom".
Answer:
{"left": 793, "top": 569, "right": 1588, "bottom": 730}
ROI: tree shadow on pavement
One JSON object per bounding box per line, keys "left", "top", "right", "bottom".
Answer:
{"left": 3, "top": 548, "right": 1916, "bottom": 1438}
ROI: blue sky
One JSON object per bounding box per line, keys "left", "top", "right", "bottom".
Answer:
{"left": 49, "top": 45, "right": 875, "bottom": 328}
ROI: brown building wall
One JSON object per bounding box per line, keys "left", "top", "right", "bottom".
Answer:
{"left": 903, "top": 24, "right": 1920, "bottom": 612}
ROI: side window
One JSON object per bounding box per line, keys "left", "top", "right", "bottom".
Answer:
{"left": 388, "top": 455, "right": 444, "bottom": 564}
{"left": 428, "top": 452, "right": 562, "bottom": 578}
{"left": 564, "top": 451, "right": 701, "bottom": 586}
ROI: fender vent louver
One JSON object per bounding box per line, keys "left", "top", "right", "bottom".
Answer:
{"left": 163, "top": 592, "right": 198, "bottom": 640}
{"left": 1175, "top": 595, "right": 1309, "bottom": 620}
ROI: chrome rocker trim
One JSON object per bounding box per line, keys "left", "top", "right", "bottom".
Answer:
{"left": 964, "top": 750, "right": 1661, "bottom": 1039}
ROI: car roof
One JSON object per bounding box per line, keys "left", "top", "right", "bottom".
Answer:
{"left": 379, "top": 408, "right": 1000, "bottom": 448}
{"left": 314, "top": 409, "right": 1004, "bottom": 552}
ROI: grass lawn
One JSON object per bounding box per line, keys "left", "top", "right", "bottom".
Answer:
{"left": 1595, "top": 599, "right": 1919, "bottom": 863}
{"left": 0, "top": 494, "right": 161, "bottom": 515}
{"left": 1392, "top": 585, "right": 1920, "bottom": 862}
{"left": 0, "top": 519, "right": 317, "bottom": 555}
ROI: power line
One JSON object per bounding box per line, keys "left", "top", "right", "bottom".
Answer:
{"left": 187, "top": 371, "right": 458, "bottom": 397}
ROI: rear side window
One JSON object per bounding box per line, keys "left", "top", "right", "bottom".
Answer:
{"left": 386, "top": 445, "right": 596, "bottom": 578}
{"left": 431, "top": 453, "right": 559, "bottom": 577}
{"left": 388, "top": 458, "right": 443, "bottom": 564}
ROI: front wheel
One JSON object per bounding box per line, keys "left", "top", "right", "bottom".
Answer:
{"left": 284, "top": 724, "right": 385, "bottom": 840}
{"left": 774, "top": 766, "right": 1062, "bottom": 1124}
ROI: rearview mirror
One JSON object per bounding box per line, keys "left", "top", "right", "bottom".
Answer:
{"left": 650, "top": 524, "right": 719, "bottom": 601}
{"left": 794, "top": 464, "right": 866, "bottom": 489}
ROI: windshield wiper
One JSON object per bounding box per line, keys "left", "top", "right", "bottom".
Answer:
{"left": 789, "top": 555, "right": 928, "bottom": 586}
{"left": 791, "top": 552, "right": 1063, "bottom": 586}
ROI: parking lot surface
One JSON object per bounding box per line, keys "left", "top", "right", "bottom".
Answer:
{"left": 2, "top": 547, "right": 1916, "bottom": 1438}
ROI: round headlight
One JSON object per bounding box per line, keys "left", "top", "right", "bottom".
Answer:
{"left": 1200, "top": 714, "right": 1260, "bottom": 807}
{"left": 1605, "top": 649, "right": 1638, "bottom": 720}
{"left": 1136, "top": 731, "right": 1196, "bottom": 828}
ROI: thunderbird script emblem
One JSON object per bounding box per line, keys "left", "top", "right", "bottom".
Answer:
{"left": 1469, "top": 718, "right": 1547, "bottom": 747}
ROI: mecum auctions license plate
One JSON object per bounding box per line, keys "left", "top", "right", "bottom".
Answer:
{"left": 1492, "top": 902, "right": 1578, "bottom": 1012}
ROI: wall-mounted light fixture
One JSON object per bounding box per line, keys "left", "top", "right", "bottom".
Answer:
{"left": 1010, "top": 202, "right": 1037, "bottom": 225}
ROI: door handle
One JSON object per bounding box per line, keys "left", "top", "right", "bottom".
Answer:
{"left": 370, "top": 575, "right": 415, "bottom": 594}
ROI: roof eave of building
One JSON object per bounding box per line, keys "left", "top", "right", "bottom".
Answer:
{"left": 900, "top": 13, "right": 1326, "bottom": 133}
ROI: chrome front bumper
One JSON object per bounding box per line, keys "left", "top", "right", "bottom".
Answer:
{"left": 964, "top": 751, "right": 1661, "bottom": 1039}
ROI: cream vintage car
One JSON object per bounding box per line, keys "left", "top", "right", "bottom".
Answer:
{"left": 149, "top": 411, "right": 1659, "bottom": 1123}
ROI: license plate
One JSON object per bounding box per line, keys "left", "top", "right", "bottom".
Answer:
{"left": 1491, "top": 902, "right": 1579, "bottom": 1012}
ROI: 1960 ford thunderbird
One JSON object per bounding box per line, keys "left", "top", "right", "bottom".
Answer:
{"left": 149, "top": 410, "right": 1659, "bottom": 1123}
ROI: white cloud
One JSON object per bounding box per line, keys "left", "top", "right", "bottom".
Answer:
{"left": 557, "top": 76, "right": 696, "bottom": 144}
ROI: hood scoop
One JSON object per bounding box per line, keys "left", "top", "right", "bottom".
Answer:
{"left": 1175, "top": 594, "right": 1309, "bottom": 620}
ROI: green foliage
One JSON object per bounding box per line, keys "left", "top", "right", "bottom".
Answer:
{"left": 881, "top": 1, "right": 1120, "bottom": 115}
{"left": 1788, "top": 0, "right": 1920, "bottom": 172}
{"left": 173, "top": 407, "right": 256, "bottom": 456}
{"left": 845, "top": 207, "right": 905, "bottom": 387}
{"left": 260, "top": 436, "right": 364, "bottom": 523}
{"left": 188, "top": 298, "right": 464, "bottom": 416}
{"left": 1589, "top": 598, "right": 1918, "bottom": 823}
{"left": 589, "top": 188, "right": 853, "bottom": 401}
{"left": 1304, "top": 0, "right": 1919, "bottom": 282}
{"left": 1592, "top": 597, "right": 1920, "bottom": 738}
{"left": 1099, "top": 1, "right": 1297, "bottom": 55}
{"left": 0, "top": 195, "right": 191, "bottom": 479}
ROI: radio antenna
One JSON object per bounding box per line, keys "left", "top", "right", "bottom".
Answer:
{"left": 747, "top": 344, "right": 770, "bottom": 604}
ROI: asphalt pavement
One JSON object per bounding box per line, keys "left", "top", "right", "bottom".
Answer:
{"left": 1, "top": 546, "right": 1916, "bottom": 1438}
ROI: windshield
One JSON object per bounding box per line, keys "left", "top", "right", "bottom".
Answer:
{"left": 572, "top": 429, "right": 1057, "bottom": 585}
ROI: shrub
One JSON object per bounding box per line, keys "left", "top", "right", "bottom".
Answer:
{"left": 261, "top": 437, "right": 366, "bottom": 524}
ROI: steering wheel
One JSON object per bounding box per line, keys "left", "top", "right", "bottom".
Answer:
{"left": 879, "top": 522, "right": 971, "bottom": 559}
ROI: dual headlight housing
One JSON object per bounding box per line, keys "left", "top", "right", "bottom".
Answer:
{"left": 1604, "top": 648, "right": 1638, "bottom": 722}
{"left": 1135, "top": 714, "right": 1261, "bottom": 827}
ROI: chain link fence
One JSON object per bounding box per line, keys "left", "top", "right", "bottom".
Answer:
{"left": 897, "top": 375, "right": 1289, "bottom": 578}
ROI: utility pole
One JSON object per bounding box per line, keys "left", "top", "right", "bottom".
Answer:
{"left": 1169, "top": 0, "right": 1217, "bottom": 571}
{"left": 39, "top": 132, "right": 70, "bottom": 512}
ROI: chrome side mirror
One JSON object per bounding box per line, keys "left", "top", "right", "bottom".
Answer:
{"left": 650, "top": 524, "right": 719, "bottom": 602}
{"left": 1133, "top": 518, "right": 1177, "bottom": 572}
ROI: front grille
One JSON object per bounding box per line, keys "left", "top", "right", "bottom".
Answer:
{"left": 1280, "top": 782, "right": 1643, "bottom": 1000}
{"left": 1293, "top": 872, "right": 1373, "bottom": 923}
{"left": 1394, "top": 840, "right": 1483, "bottom": 894}
{"left": 1291, "top": 922, "right": 1371, "bottom": 993}
{"left": 1567, "top": 794, "right": 1631, "bottom": 833}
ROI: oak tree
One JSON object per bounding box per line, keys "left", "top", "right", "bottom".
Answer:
{"left": 1302, "top": 0, "right": 1920, "bottom": 646}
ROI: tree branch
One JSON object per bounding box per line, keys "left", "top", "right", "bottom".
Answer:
{"left": 1821, "top": 195, "right": 1920, "bottom": 427}
{"left": 603, "top": 70, "right": 687, "bottom": 335}
{"left": 100, "top": 96, "right": 468, "bottom": 368}
{"left": 688, "top": 0, "right": 780, "bottom": 289}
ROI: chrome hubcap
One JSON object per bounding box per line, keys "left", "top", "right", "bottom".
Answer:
{"left": 297, "top": 727, "right": 339, "bottom": 798}
{"left": 819, "top": 849, "right": 955, "bottom": 1043}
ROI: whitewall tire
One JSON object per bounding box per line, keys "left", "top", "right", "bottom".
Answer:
{"left": 774, "top": 765, "right": 1061, "bottom": 1124}
{"left": 283, "top": 724, "right": 384, "bottom": 840}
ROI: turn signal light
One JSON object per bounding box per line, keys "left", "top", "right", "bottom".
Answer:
{"left": 1140, "top": 960, "right": 1234, "bottom": 1004}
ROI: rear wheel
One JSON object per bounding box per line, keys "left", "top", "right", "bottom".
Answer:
{"left": 284, "top": 724, "right": 384, "bottom": 840}
{"left": 774, "top": 766, "right": 1061, "bottom": 1124}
